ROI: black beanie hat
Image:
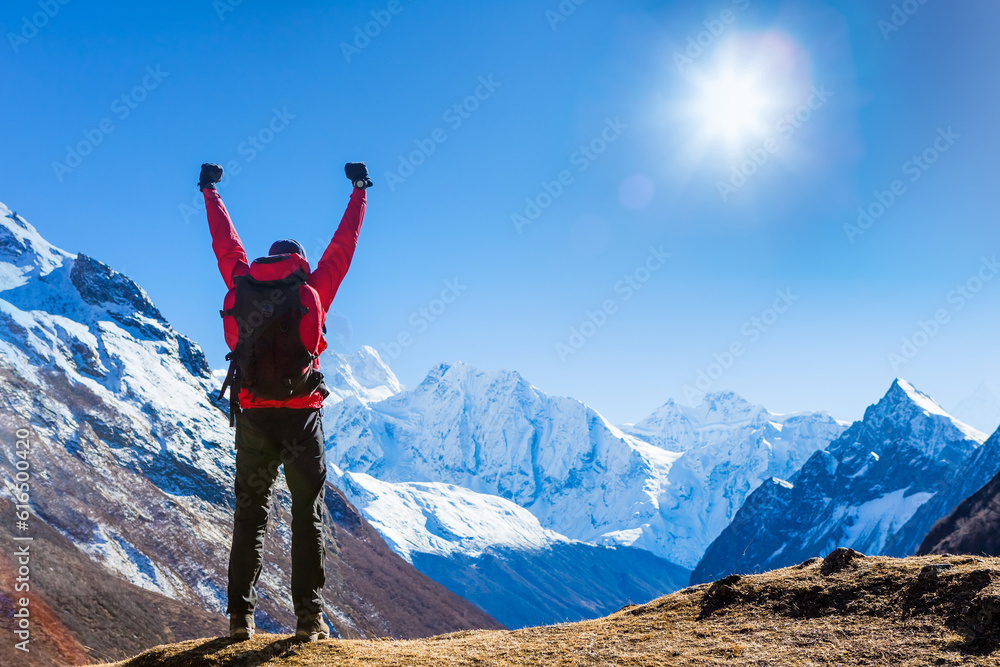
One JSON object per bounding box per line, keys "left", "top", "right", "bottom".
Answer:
{"left": 269, "top": 239, "right": 306, "bottom": 260}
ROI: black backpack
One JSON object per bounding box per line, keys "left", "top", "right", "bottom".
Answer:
{"left": 218, "top": 269, "right": 327, "bottom": 425}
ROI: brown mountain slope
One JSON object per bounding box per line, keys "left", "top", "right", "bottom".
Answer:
{"left": 0, "top": 497, "right": 227, "bottom": 667}
{"left": 99, "top": 551, "right": 1000, "bottom": 667}
{"left": 919, "top": 468, "right": 1000, "bottom": 557}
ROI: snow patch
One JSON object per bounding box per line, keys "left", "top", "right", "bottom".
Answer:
{"left": 838, "top": 488, "right": 935, "bottom": 554}
{"left": 333, "top": 469, "right": 569, "bottom": 561}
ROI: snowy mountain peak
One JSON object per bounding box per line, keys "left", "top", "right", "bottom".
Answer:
{"left": 865, "top": 378, "right": 986, "bottom": 444}
{"left": 414, "top": 360, "right": 533, "bottom": 403}
{"left": 626, "top": 390, "right": 771, "bottom": 453}
{"left": 882, "top": 378, "right": 947, "bottom": 416}
{"left": 71, "top": 253, "right": 166, "bottom": 323}
{"left": 424, "top": 360, "right": 467, "bottom": 382}
{"left": 696, "top": 390, "right": 764, "bottom": 423}
{"left": 324, "top": 345, "right": 403, "bottom": 405}
{"left": 426, "top": 359, "right": 512, "bottom": 382}
{"left": 890, "top": 378, "right": 944, "bottom": 412}
{"left": 0, "top": 204, "right": 72, "bottom": 290}
{"left": 354, "top": 345, "right": 398, "bottom": 381}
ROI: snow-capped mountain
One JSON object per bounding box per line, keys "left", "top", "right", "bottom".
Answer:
{"left": 620, "top": 392, "right": 847, "bottom": 567}
{"left": 622, "top": 390, "right": 769, "bottom": 451}
{"left": 691, "top": 379, "right": 994, "bottom": 584}
{"left": 324, "top": 361, "right": 845, "bottom": 570}
{"left": 0, "top": 202, "right": 498, "bottom": 655}
{"left": 330, "top": 468, "right": 689, "bottom": 627}
{"left": 331, "top": 468, "right": 566, "bottom": 561}
{"left": 323, "top": 345, "right": 402, "bottom": 405}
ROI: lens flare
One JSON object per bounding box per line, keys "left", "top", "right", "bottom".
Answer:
{"left": 691, "top": 69, "right": 772, "bottom": 149}
{"left": 675, "top": 32, "right": 810, "bottom": 162}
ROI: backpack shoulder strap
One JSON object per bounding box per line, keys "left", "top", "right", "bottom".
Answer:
{"left": 218, "top": 352, "right": 241, "bottom": 427}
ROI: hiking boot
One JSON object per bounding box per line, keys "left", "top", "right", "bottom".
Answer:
{"left": 295, "top": 613, "right": 330, "bottom": 642}
{"left": 230, "top": 613, "right": 255, "bottom": 640}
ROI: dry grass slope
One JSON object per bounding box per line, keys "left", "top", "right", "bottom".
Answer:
{"left": 98, "top": 552, "right": 1000, "bottom": 667}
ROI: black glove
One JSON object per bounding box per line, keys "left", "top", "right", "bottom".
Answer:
{"left": 199, "top": 163, "right": 224, "bottom": 191}
{"left": 345, "top": 162, "right": 373, "bottom": 189}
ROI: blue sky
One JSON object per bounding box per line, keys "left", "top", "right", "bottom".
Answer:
{"left": 3, "top": 0, "right": 999, "bottom": 424}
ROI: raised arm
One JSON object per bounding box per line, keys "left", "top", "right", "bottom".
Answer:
{"left": 310, "top": 184, "right": 367, "bottom": 311}
{"left": 200, "top": 163, "right": 249, "bottom": 289}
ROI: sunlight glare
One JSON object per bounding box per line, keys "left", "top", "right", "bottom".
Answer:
{"left": 691, "top": 68, "right": 772, "bottom": 150}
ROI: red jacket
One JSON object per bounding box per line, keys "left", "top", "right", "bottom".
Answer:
{"left": 205, "top": 187, "right": 366, "bottom": 409}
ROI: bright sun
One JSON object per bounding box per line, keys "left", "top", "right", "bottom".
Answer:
{"left": 672, "top": 32, "right": 811, "bottom": 180}
{"left": 689, "top": 68, "right": 773, "bottom": 151}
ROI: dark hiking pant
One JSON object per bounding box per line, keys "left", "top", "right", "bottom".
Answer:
{"left": 227, "top": 407, "right": 326, "bottom": 620}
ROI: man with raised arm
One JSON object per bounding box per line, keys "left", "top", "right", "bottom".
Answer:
{"left": 199, "top": 161, "right": 371, "bottom": 642}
